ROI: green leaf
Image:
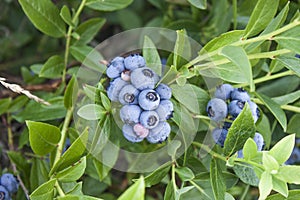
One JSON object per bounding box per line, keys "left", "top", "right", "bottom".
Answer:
{"left": 77, "top": 104, "right": 106, "bottom": 120}
{"left": 57, "top": 195, "right": 103, "bottom": 200}
{"left": 245, "top": 2, "right": 289, "bottom": 51}
{"left": 143, "top": 36, "right": 162, "bottom": 76}
{"left": 175, "top": 167, "right": 195, "bottom": 181}
{"left": 263, "top": 152, "right": 279, "bottom": 171}
{"left": 272, "top": 176, "right": 288, "bottom": 198}
{"left": 258, "top": 171, "right": 273, "bottom": 200}
{"left": 117, "top": 176, "right": 145, "bottom": 200}
{"left": 93, "top": 159, "right": 112, "bottom": 181}
{"left": 223, "top": 103, "right": 256, "bottom": 156}
{"left": 30, "top": 158, "right": 49, "bottom": 191}
{"left": 64, "top": 76, "right": 77, "bottom": 109}
{"left": 50, "top": 129, "right": 88, "bottom": 174}
{"left": 8, "top": 96, "right": 28, "bottom": 113}
{"left": 167, "top": 140, "right": 182, "bottom": 159}
{"left": 55, "top": 157, "right": 86, "bottom": 182}
{"left": 243, "top": 138, "right": 258, "bottom": 160}
{"left": 100, "top": 93, "right": 110, "bottom": 111}
{"left": 244, "top": 0, "right": 280, "bottom": 38}
{"left": 70, "top": 45, "right": 106, "bottom": 73}
{"left": 277, "top": 165, "right": 300, "bottom": 184}
{"left": 0, "top": 98, "right": 11, "bottom": 115}
{"left": 266, "top": 189, "right": 300, "bottom": 200}
{"left": 200, "top": 30, "right": 244, "bottom": 53}
{"left": 272, "top": 90, "right": 300, "bottom": 106}
{"left": 233, "top": 163, "right": 259, "bottom": 186}
{"left": 276, "top": 56, "right": 300, "bottom": 77}
{"left": 40, "top": 55, "right": 64, "bottom": 78}
{"left": 210, "top": 158, "right": 226, "bottom": 200}
{"left": 220, "top": 46, "right": 254, "bottom": 91}
{"left": 269, "top": 134, "right": 295, "bottom": 165}
{"left": 256, "top": 92, "right": 287, "bottom": 131}
{"left": 26, "top": 121, "right": 61, "bottom": 156}
{"left": 144, "top": 163, "right": 171, "bottom": 187}
{"left": 175, "top": 186, "right": 195, "bottom": 199}
{"left": 86, "top": 0, "right": 133, "bottom": 11}
{"left": 171, "top": 84, "right": 209, "bottom": 115}
{"left": 164, "top": 181, "right": 175, "bottom": 200}
{"left": 287, "top": 114, "right": 300, "bottom": 137}
{"left": 30, "top": 179, "right": 56, "bottom": 200}
{"left": 173, "top": 29, "right": 191, "bottom": 69}
{"left": 274, "top": 26, "right": 300, "bottom": 54}
{"left": 73, "top": 18, "right": 106, "bottom": 45}
{"left": 60, "top": 5, "right": 74, "bottom": 27}
{"left": 187, "top": 0, "right": 207, "bottom": 9}
{"left": 18, "top": 0, "right": 66, "bottom": 38}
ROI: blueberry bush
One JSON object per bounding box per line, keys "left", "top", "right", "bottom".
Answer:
{"left": 0, "top": 0, "right": 300, "bottom": 199}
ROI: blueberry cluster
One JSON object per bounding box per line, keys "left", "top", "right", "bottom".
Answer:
{"left": 207, "top": 84, "right": 264, "bottom": 153}
{"left": 0, "top": 173, "right": 19, "bottom": 200}
{"left": 106, "top": 54, "right": 173, "bottom": 143}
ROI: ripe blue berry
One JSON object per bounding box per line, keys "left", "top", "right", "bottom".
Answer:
{"left": 120, "top": 105, "right": 142, "bottom": 125}
{"left": 214, "top": 84, "right": 234, "bottom": 100}
{"left": 206, "top": 98, "right": 228, "bottom": 122}
{"left": 118, "top": 84, "right": 140, "bottom": 105}
{"left": 212, "top": 128, "right": 228, "bottom": 147}
{"left": 138, "top": 89, "right": 160, "bottom": 110}
{"left": 222, "top": 121, "right": 232, "bottom": 130}
{"left": 107, "top": 78, "right": 128, "bottom": 102}
{"left": 147, "top": 122, "right": 171, "bottom": 143}
{"left": 230, "top": 88, "right": 250, "bottom": 102}
{"left": 106, "top": 57, "right": 125, "bottom": 79}
{"left": 155, "top": 84, "right": 172, "bottom": 100}
{"left": 0, "top": 185, "right": 10, "bottom": 200}
{"left": 131, "top": 67, "right": 159, "bottom": 90}
{"left": 155, "top": 100, "right": 173, "bottom": 121}
{"left": 122, "top": 124, "right": 144, "bottom": 143}
{"left": 140, "top": 111, "right": 159, "bottom": 129}
{"left": 228, "top": 100, "right": 245, "bottom": 118}
{"left": 248, "top": 101, "right": 260, "bottom": 123}
{"left": 133, "top": 124, "right": 149, "bottom": 138}
{"left": 0, "top": 173, "right": 19, "bottom": 194}
{"left": 124, "top": 54, "right": 146, "bottom": 70}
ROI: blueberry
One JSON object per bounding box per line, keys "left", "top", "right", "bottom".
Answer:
{"left": 120, "top": 105, "right": 142, "bottom": 125}
{"left": 106, "top": 57, "right": 125, "bottom": 79}
{"left": 147, "top": 122, "right": 171, "bottom": 143}
{"left": 206, "top": 98, "right": 228, "bottom": 122}
{"left": 155, "top": 84, "right": 172, "bottom": 100}
{"left": 248, "top": 101, "right": 260, "bottom": 123}
{"left": 214, "top": 84, "right": 234, "bottom": 100}
{"left": 212, "top": 128, "right": 228, "bottom": 147}
{"left": 228, "top": 100, "right": 245, "bottom": 118}
{"left": 118, "top": 84, "right": 140, "bottom": 105}
{"left": 133, "top": 124, "right": 149, "bottom": 138}
{"left": 222, "top": 121, "right": 232, "bottom": 130}
{"left": 122, "top": 124, "right": 144, "bottom": 143}
{"left": 124, "top": 54, "right": 146, "bottom": 70}
{"left": 0, "top": 185, "right": 10, "bottom": 200}
{"left": 230, "top": 88, "right": 250, "bottom": 102}
{"left": 285, "top": 147, "right": 300, "bottom": 165}
{"left": 155, "top": 100, "right": 173, "bottom": 121}
{"left": 296, "top": 54, "right": 300, "bottom": 59}
{"left": 107, "top": 78, "right": 128, "bottom": 101}
{"left": 0, "top": 173, "right": 19, "bottom": 194}
{"left": 138, "top": 89, "right": 160, "bottom": 110}
{"left": 140, "top": 111, "right": 159, "bottom": 129}
{"left": 131, "top": 67, "right": 159, "bottom": 90}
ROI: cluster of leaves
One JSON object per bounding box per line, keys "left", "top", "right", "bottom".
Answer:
{"left": 0, "top": 0, "right": 300, "bottom": 199}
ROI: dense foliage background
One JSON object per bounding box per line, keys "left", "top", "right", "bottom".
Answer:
{"left": 0, "top": 0, "right": 300, "bottom": 199}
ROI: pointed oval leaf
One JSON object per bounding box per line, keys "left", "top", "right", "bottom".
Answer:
{"left": 175, "top": 167, "right": 195, "bottom": 181}
{"left": 277, "top": 165, "right": 300, "bottom": 184}
{"left": 18, "top": 0, "right": 66, "bottom": 38}
{"left": 26, "top": 121, "right": 61, "bottom": 156}
{"left": 187, "top": 0, "right": 207, "bottom": 9}
{"left": 258, "top": 171, "right": 273, "bottom": 200}
{"left": 30, "top": 179, "right": 57, "bottom": 200}
{"left": 40, "top": 55, "right": 64, "bottom": 78}
{"left": 269, "top": 134, "right": 295, "bottom": 165}
{"left": 210, "top": 158, "right": 226, "bottom": 200}
{"left": 55, "top": 157, "right": 86, "bottom": 182}
{"left": 117, "top": 176, "right": 145, "bottom": 200}
{"left": 276, "top": 56, "right": 300, "bottom": 77}
{"left": 77, "top": 104, "right": 106, "bottom": 120}
{"left": 243, "top": 138, "right": 258, "bottom": 160}
{"left": 86, "top": 0, "right": 133, "bottom": 11}
{"left": 60, "top": 5, "right": 74, "bottom": 27}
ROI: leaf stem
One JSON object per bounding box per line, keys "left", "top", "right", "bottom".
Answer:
{"left": 55, "top": 181, "right": 65, "bottom": 197}
{"left": 53, "top": 107, "right": 74, "bottom": 166}
{"left": 240, "top": 184, "right": 250, "bottom": 200}
{"left": 192, "top": 142, "right": 227, "bottom": 162}
{"left": 184, "top": 20, "right": 300, "bottom": 69}
{"left": 252, "top": 98, "right": 300, "bottom": 113}
{"left": 172, "top": 163, "right": 178, "bottom": 191}
{"left": 62, "top": 0, "right": 87, "bottom": 84}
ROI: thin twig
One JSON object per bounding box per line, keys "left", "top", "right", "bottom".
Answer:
{"left": 0, "top": 77, "right": 50, "bottom": 106}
